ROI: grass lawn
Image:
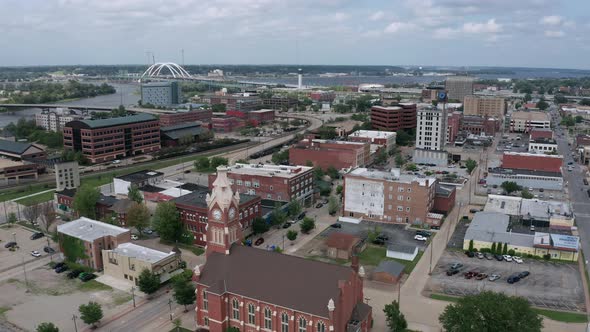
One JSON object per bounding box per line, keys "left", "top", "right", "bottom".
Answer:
{"left": 77, "top": 280, "right": 113, "bottom": 292}
{"left": 0, "top": 184, "right": 54, "bottom": 203}
{"left": 533, "top": 309, "right": 588, "bottom": 323}
{"left": 14, "top": 190, "right": 55, "bottom": 206}
{"left": 178, "top": 243, "right": 204, "bottom": 256}
{"left": 0, "top": 306, "right": 10, "bottom": 316}
{"left": 359, "top": 245, "right": 424, "bottom": 274}
{"left": 168, "top": 327, "right": 192, "bottom": 332}
{"left": 430, "top": 293, "right": 459, "bottom": 302}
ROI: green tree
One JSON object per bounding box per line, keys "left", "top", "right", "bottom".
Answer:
{"left": 555, "top": 94, "right": 568, "bottom": 104}
{"left": 468, "top": 239, "right": 474, "bottom": 252}
{"left": 405, "top": 163, "right": 418, "bottom": 172}
{"left": 318, "top": 126, "right": 337, "bottom": 139}
{"left": 194, "top": 156, "right": 210, "bottom": 171}
{"left": 226, "top": 327, "right": 240, "bottom": 332}
{"left": 524, "top": 93, "right": 532, "bottom": 102}
{"left": 211, "top": 104, "right": 226, "bottom": 112}
{"left": 127, "top": 203, "right": 150, "bottom": 236}
{"left": 384, "top": 300, "right": 407, "bottom": 332}
{"left": 465, "top": 158, "right": 477, "bottom": 175}
{"left": 137, "top": 268, "right": 160, "bottom": 296}
{"left": 439, "top": 291, "right": 543, "bottom": 332}
{"left": 561, "top": 115, "right": 576, "bottom": 127}
{"left": 36, "top": 322, "right": 59, "bottom": 332}
{"left": 502, "top": 243, "right": 508, "bottom": 255}
{"left": 375, "top": 149, "right": 388, "bottom": 165}
{"left": 152, "top": 202, "right": 184, "bottom": 243}
{"left": 269, "top": 204, "right": 288, "bottom": 227}
{"left": 326, "top": 166, "right": 339, "bottom": 179}
{"left": 501, "top": 181, "right": 520, "bottom": 194}
{"left": 72, "top": 184, "right": 100, "bottom": 219}
{"left": 536, "top": 99, "right": 549, "bottom": 110}
{"left": 287, "top": 199, "right": 302, "bottom": 218}
{"left": 7, "top": 212, "right": 17, "bottom": 224}
{"left": 575, "top": 115, "right": 584, "bottom": 123}
{"left": 395, "top": 129, "right": 415, "bottom": 146}
{"left": 61, "top": 234, "right": 87, "bottom": 263}
{"left": 521, "top": 189, "right": 534, "bottom": 199}
{"left": 252, "top": 217, "right": 270, "bottom": 234}
{"left": 394, "top": 154, "right": 405, "bottom": 167}
{"left": 491, "top": 242, "right": 496, "bottom": 254}
{"left": 286, "top": 230, "right": 298, "bottom": 241}
{"left": 173, "top": 276, "right": 196, "bottom": 312}
{"left": 580, "top": 98, "right": 590, "bottom": 106}
{"left": 336, "top": 185, "right": 343, "bottom": 195}
{"left": 300, "top": 217, "right": 316, "bottom": 234}
{"left": 210, "top": 156, "right": 228, "bottom": 169}
{"left": 367, "top": 226, "right": 381, "bottom": 243}
{"left": 173, "top": 318, "right": 182, "bottom": 332}
{"left": 127, "top": 184, "right": 143, "bottom": 204}
{"left": 328, "top": 196, "right": 339, "bottom": 215}
{"left": 78, "top": 301, "right": 103, "bottom": 328}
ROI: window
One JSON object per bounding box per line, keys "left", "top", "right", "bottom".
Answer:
{"left": 202, "top": 291, "right": 208, "bottom": 311}
{"left": 264, "top": 307, "right": 272, "bottom": 329}
{"left": 397, "top": 195, "right": 403, "bottom": 201}
{"left": 299, "top": 317, "right": 307, "bottom": 332}
{"left": 406, "top": 207, "right": 411, "bottom": 212}
{"left": 204, "top": 317, "right": 209, "bottom": 326}
{"left": 237, "top": 180, "right": 243, "bottom": 185}
{"left": 232, "top": 299, "right": 240, "bottom": 320}
{"left": 248, "top": 304, "right": 255, "bottom": 325}
{"left": 316, "top": 322, "right": 326, "bottom": 332}
{"left": 398, "top": 187, "right": 404, "bottom": 192}
{"left": 281, "top": 312, "right": 289, "bottom": 332}
{"left": 397, "top": 206, "right": 403, "bottom": 211}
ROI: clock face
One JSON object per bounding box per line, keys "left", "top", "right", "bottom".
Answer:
{"left": 229, "top": 207, "right": 236, "bottom": 219}
{"left": 212, "top": 209, "right": 222, "bottom": 220}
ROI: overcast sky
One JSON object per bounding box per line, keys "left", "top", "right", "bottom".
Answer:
{"left": 2, "top": 0, "right": 590, "bottom": 69}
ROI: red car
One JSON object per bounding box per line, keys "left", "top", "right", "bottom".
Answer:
{"left": 464, "top": 271, "right": 478, "bottom": 279}
{"left": 254, "top": 238, "right": 264, "bottom": 246}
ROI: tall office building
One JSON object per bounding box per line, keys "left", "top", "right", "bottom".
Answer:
{"left": 445, "top": 76, "right": 474, "bottom": 101}
{"left": 55, "top": 161, "right": 80, "bottom": 191}
{"left": 463, "top": 95, "right": 506, "bottom": 118}
{"left": 416, "top": 108, "right": 447, "bottom": 150}
{"left": 141, "top": 81, "right": 182, "bottom": 107}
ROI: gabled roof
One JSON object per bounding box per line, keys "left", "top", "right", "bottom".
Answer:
{"left": 0, "top": 139, "right": 33, "bottom": 155}
{"left": 325, "top": 232, "right": 360, "bottom": 251}
{"left": 199, "top": 245, "right": 354, "bottom": 318}
{"left": 161, "top": 123, "right": 206, "bottom": 140}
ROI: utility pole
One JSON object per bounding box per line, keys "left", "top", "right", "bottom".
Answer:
{"left": 22, "top": 256, "right": 29, "bottom": 293}
{"left": 2, "top": 200, "right": 7, "bottom": 222}
{"left": 397, "top": 280, "right": 401, "bottom": 305}
{"left": 46, "top": 237, "right": 52, "bottom": 262}
{"left": 72, "top": 314, "right": 78, "bottom": 332}
{"left": 131, "top": 286, "right": 136, "bottom": 308}
{"left": 428, "top": 239, "right": 433, "bottom": 275}
{"left": 168, "top": 298, "right": 173, "bottom": 321}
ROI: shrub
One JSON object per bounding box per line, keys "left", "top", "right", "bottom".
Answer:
{"left": 508, "top": 249, "right": 515, "bottom": 256}
{"left": 543, "top": 254, "right": 551, "bottom": 260}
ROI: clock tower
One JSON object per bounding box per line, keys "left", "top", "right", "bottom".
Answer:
{"left": 205, "top": 166, "right": 243, "bottom": 256}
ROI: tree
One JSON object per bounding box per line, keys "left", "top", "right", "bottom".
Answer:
{"left": 336, "top": 185, "right": 343, "bottom": 195}
{"left": 269, "top": 204, "right": 288, "bottom": 227}
{"left": 524, "top": 93, "right": 532, "bottom": 102}
{"left": 252, "top": 217, "right": 270, "bottom": 234}
{"left": 61, "top": 234, "right": 87, "bottom": 263}
{"left": 286, "top": 230, "right": 298, "bottom": 241}
{"left": 367, "top": 226, "right": 381, "bottom": 243}
{"left": 152, "top": 202, "right": 184, "bottom": 243}
{"left": 555, "top": 94, "right": 568, "bottom": 104}
{"left": 580, "top": 98, "right": 590, "bottom": 106}
{"left": 23, "top": 204, "right": 41, "bottom": 225}
{"left": 226, "top": 328, "right": 240, "bottom": 332}
{"left": 326, "top": 166, "right": 339, "bottom": 180}
{"left": 72, "top": 184, "right": 100, "bottom": 219}
{"left": 502, "top": 243, "right": 508, "bottom": 255}
{"left": 465, "top": 158, "right": 477, "bottom": 175}
{"left": 536, "top": 99, "right": 549, "bottom": 110}
{"left": 211, "top": 104, "right": 226, "bottom": 112}
{"left": 173, "top": 318, "right": 182, "bottom": 332}
{"left": 194, "top": 156, "right": 210, "bottom": 172}
{"left": 396, "top": 129, "right": 413, "bottom": 146}
{"left": 561, "top": 115, "right": 576, "bottom": 127}
{"left": 521, "top": 189, "right": 534, "bottom": 199}
{"left": 78, "top": 301, "right": 103, "bottom": 328}
{"left": 375, "top": 149, "right": 388, "bottom": 165}
{"left": 137, "top": 268, "right": 160, "bottom": 296}
{"left": 501, "top": 181, "right": 520, "bottom": 194}
{"left": 287, "top": 199, "right": 302, "bottom": 218}
{"left": 575, "top": 115, "right": 584, "bottom": 123}
{"left": 39, "top": 202, "right": 56, "bottom": 233}
{"left": 127, "top": 203, "right": 150, "bottom": 236}
{"left": 210, "top": 156, "right": 228, "bottom": 169}
{"left": 300, "top": 217, "right": 316, "bottom": 234}
{"left": 405, "top": 163, "right": 418, "bottom": 172}
{"left": 439, "top": 291, "right": 543, "bottom": 332}
{"left": 491, "top": 242, "right": 496, "bottom": 254}
{"left": 173, "top": 276, "right": 196, "bottom": 312}
{"left": 468, "top": 239, "right": 474, "bottom": 252}
{"left": 127, "top": 184, "right": 143, "bottom": 204}
{"left": 384, "top": 300, "right": 407, "bottom": 332}
{"left": 328, "top": 196, "right": 339, "bottom": 215}
{"left": 7, "top": 212, "right": 17, "bottom": 224}
{"left": 318, "top": 126, "right": 337, "bottom": 139}
{"left": 36, "top": 322, "right": 59, "bottom": 332}
{"left": 394, "top": 154, "right": 405, "bottom": 167}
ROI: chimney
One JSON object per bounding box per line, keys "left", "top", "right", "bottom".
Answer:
{"left": 327, "top": 298, "right": 335, "bottom": 323}
{"left": 192, "top": 264, "right": 201, "bottom": 282}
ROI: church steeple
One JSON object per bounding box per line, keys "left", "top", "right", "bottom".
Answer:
{"left": 205, "top": 166, "right": 243, "bottom": 256}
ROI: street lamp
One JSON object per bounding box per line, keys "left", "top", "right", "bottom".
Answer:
{"left": 12, "top": 232, "right": 16, "bottom": 244}
{"left": 72, "top": 314, "right": 78, "bottom": 332}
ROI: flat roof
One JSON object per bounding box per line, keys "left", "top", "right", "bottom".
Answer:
{"left": 227, "top": 163, "right": 313, "bottom": 179}
{"left": 503, "top": 151, "right": 563, "bottom": 159}
{"left": 374, "top": 260, "right": 405, "bottom": 277}
{"left": 349, "top": 130, "right": 396, "bottom": 139}
{"left": 387, "top": 243, "right": 417, "bottom": 255}
{"left": 488, "top": 167, "right": 562, "bottom": 178}
{"left": 348, "top": 167, "right": 436, "bottom": 187}
{"left": 111, "top": 243, "right": 175, "bottom": 264}
{"left": 249, "top": 109, "right": 275, "bottom": 113}
{"left": 530, "top": 138, "right": 557, "bottom": 144}
{"left": 71, "top": 113, "right": 157, "bottom": 129}
{"left": 0, "top": 158, "right": 26, "bottom": 168}
{"left": 511, "top": 111, "right": 550, "bottom": 121}
{"left": 116, "top": 169, "right": 164, "bottom": 183}
{"left": 465, "top": 212, "right": 535, "bottom": 248}
{"left": 57, "top": 217, "right": 128, "bottom": 242}
{"left": 484, "top": 194, "right": 522, "bottom": 215}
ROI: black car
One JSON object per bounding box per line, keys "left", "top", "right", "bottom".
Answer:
{"left": 315, "top": 203, "right": 323, "bottom": 208}
{"left": 43, "top": 246, "right": 55, "bottom": 254}
{"left": 4, "top": 241, "right": 17, "bottom": 248}
{"left": 446, "top": 268, "right": 460, "bottom": 276}
{"left": 518, "top": 271, "right": 530, "bottom": 279}
{"left": 465, "top": 251, "right": 475, "bottom": 258}
{"left": 507, "top": 275, "right": 521, "bottom": 284}
{"left": 55, "top": 265, "right": 69, "bottom": 273}
{"left": 30, "top": 232, "right": 44, "bottom": 240}
{"left": 282, "top": 222, "right": 292, "bottom": 229}
{"left": 416, "top": 230, "right": 432, "bottom": 237}
{"left": 80, "top": 273, "right": 96, "bottom": 282}
{"left": 330, "top": 223, "right": 342, "bottom": 228}
{"left": 376, "top": 234, "right": 389, "bottom": 241}
{"left": 296, "top": 212, "right": 306, "bottom": 220}
{"left": 67, "top": 270, "right": 83, "bottom": 279}
{"left": 372, "top": 238, "right": 386, "bottom": 246}
{"left": 495, "top": 254, "right": 504, "bottom": 261}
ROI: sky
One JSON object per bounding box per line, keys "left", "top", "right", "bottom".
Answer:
{"left": 2, "top": 0, "right": 590, "bottom": 69}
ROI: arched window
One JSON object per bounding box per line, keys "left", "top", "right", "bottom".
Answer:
{"left": 232, "top": 298, "right": 240, "bottom": 320}
{"left": 264, "top": 307, "right": 272, "bottom": 329}
{"left": 281, "top": 312, "right": 289, "bottom": 332}
{"left": 247, "top": 303, "right": 255, "bottom": 325}
{"left": 298, "top": 317, "right": 307, "bottom": 332}
{"left": 316, "top": 321, "right": 326, "bottom": 332}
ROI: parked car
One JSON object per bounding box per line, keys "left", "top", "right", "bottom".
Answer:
{"left": 315, "top": 203, "right": 323, "bottom": 208}
{"left": 330, "top": 223, "right": 342, "bottom": 228}
{"left": 584, "top": 179, "right": 589, "bottom": 185}
{"left": 4, "top": 241, "right": 17, "bottom": 248}
{"left": 43, "top": 246, "right": 55, "bottom": 254}
{"left": 450, "top": 263, "right": 463, "bottom": 270}
{"left": 503, "top": 255, "right": 513, "bottom": 262}
{"left": 488, "top": 274, "right": 501, "bottom": 281}
{"left": 507, "top": 275, "right": 521, "bottom": 284}
{"left": 414, "top": 235, "right": 427, "bottom": 242}
{"left": 518, "top": 271, "right": 530, "bottom": 279}
{"left": 465, "top": 251, "right": 475, "bottom": 258}
{"left": 131, "top": 234, "right": 139, "bottom": 240}
{"left": 376, "top": 234, "right": 389, "bottom": 241}
{"left": 475, "top": 273, "right": 488, "bottom": 280}
{"left": 254, "top": 238, "right": 264, "bottom": 246}
{"left": 476, "top": 252, "right": 484, "bottom": 259}
{"left": 494, "top": 254, "right": 504, "bottom": 261}
{"left": 30, "top": 232, "right": 44, "bottom": 240}
{"left": 469, "top": 208, "right": 479, "bottom": 213}
{"left": 484, "top": 253, "right": 493, "bottom": 260}
{"left": 30, "top": 250, "right": 41, "bottom": 257}
{"left": 415, "top": 230, "right": 432, "bottom": 237}
{"left": 144, "top": 228, "right": 153, "bottom": 234}
{"left": 530, "top": 225, "right": 535, "bottom": 231}
{"left": 53, "top": 262, "right": 66, "bottom": 269}
{"left": 446, "top": 268, "right": 460, "bottom": 276}
{"left": 55, "top": 265, "right": 69, "bottom": 273}
{"left": 296, "top": 212, "right": 306, "bottom": 220}
{"left": 67, "top": 270, "right": 83, "bottom": 279}
{"left": 513, "top": 256, "right": 523, "bottom": 264}
{"left": 373, "top": 238, "right": 386, "bottom": 245}
{"left": 464, "top": 271, "right": 478, "bottom": 279}
{"left": 79, "top": 273, "right": 96, "bottom": 282}
{"left": 282, "top": 222, "right": 292, "bottom": 229}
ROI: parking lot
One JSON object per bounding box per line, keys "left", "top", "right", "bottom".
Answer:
{"left": 0, "top": 225, "right": 53, "bottom": 271}
{"left": 426, "top": 250, "right": 585, "bottom": 312}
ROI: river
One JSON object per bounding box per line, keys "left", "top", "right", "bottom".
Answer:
{"left": 0, "top": 83, "right": 140, "bottom": 128}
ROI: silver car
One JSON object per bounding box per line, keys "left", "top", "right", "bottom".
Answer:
{"left": 489, "top": 274, "right": 501, "bottom": 281}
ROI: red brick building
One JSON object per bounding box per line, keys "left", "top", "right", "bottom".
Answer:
{"left": 208, "top": 163, "right": 314, "bottom": 203}
{"left": 57, "top": 217, "right": 131, "bottom": 270}
{"left": 55, "top": 188, "right": 120, "bottom": 220}
{"left": 370, "top": 103, "right": 417, "bottom": 131}
{"left": 63, "top": 114, "right": 160, "bottom": 164}
{"left": 159, "top": 109, "right": 212, "bottom": 127}
{"left": 0, "top": 160, "right": 38, "bottom": 185}
{"left": 461, "top": 115, "right": 500, "bottom": 136}
{"left": 433, "top": 184, "right": 456, "bottom": 215}
{"left": 247, "top": 109, "right": 275, "bottom": 124}
{"left": 210, "top": 94, "right": 261, "bottom": 111}
{"left": 309, "top": 91, "right": 336, "bottom": 102}
{"left": 502, "top": 152, "right": 563, "bottom": 173}
{"left": 530, "top": 128, "right": 554, "bottom": 140}
{"left": 211, "top": 116, "right": 246, "bottom": 133}
{"left": 192, "top": 167, "right": 372, "bottom": 332}
{"left": 446, "top": 111, "right": 462, "bottom": 143}
{"left": 290, "top": 137, "right": 370, "bottom": 171}
{"left": 173, "top": 184, "right": 261, "bottom": 247}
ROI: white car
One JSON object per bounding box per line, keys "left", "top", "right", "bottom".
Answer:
{"left": 144, "top": 229, "right": 153, "bottom": 234}
{"left": 503, "top": 255, "right": 513, "bottom": 262}
{"left": 513, "top": 256, "right": 523, "bottom": 264}
{"left": 31, "top": 250, "right": 41, "bottom": 257}
{"left": 131, "top": 234, "right": 139, "bottom": 240}
{"left": 414, "top": 235, "right": 427, "bottom": 241}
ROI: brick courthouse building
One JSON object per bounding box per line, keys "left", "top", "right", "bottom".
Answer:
{"left": 193, "top": 167, "right": 372, "bottom": 332}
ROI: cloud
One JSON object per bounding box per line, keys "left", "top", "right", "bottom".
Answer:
{"left": 462, "top": 19, "right": 502, "bottom": 34}
{"left": 433, "top": 27, "right": 458, "bottom": 39}
{"left": 384, "top": 21, "right": 414, "bottom": 34}
{"left": 369, "top": 11, "right": 385, "bottom": 21}
{"left": 541, "top": 15, "right": 563, "bottom": 26}
{"left": 544, "top": 30, "right": 565, "bottom": 38}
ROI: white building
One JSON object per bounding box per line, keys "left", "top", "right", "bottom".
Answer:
{"left": 528, "top": 138, "right": 558, "bottom": 154}
{"left": 348, "top": 130, "right": 396, "bottom": 152}
{"left": 113, "top": 170, "right": 165, "bottom": 195}
{"left": 510, "top": 111, "right": 551, "bottom": 133}
{"left": 416, "top": 108, "right": 447, "bottom": 150}
{"left": 35, "top": 110, "right": 83, "bottom": 132}
{"left": 55, "top": 161, "right": 80, "bottom": 191}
